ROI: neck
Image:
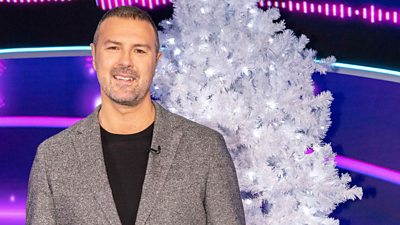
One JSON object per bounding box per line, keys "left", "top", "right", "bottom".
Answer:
{"left": 98, "top": 97, "right": 155, "bottom": 135}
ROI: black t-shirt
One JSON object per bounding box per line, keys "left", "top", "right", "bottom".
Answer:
{"left": 100, "top": 123, "right": 154, "bottom": 225}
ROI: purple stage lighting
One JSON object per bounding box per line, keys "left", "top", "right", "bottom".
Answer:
{"left": 0, "top": 0, "right": 73, "bottom": 3}
{"left": 95, "top": 0, "right": 171, "bottom": 10}
{"left": 0, "top": 116, "right": 82, "bottom": 128}
{"left": 0, "top": 60, "right": 4, "bottom": 108}
{"left": 336, "top": 155, "right": 400, "bottom": 185}
{"left": 259, "top": 1, "right": 400, "bottom": 26}
{"left": 0, "top": 210, "right": 25, "bottom": 218}
{"left": 0, "top": 60, "right": 6, "bottom": 76}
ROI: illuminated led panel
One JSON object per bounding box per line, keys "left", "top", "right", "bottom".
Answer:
{"left": 259, "top": 1, "right": 400, "bottom": 26}
{"left": 95, "top": 0, "right": 171, "bottom": 10}
{"left": 0, "top": 0, "right": 73, "bottom": 3}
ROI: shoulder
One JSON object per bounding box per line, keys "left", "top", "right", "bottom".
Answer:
{"left": 179, "top": 113, "right": 221, "bottom": 137}
{"left": 37, "top": 112, "right": 95, "bottom": 156}
{"left": 156, "top": 102, "right": 225, "bottom": 143}
{"left": 155, "top": 103, "right": 228, "bottom": 163}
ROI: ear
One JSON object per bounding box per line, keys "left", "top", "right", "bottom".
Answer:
{"left": 156, "top": 51, "right": 162, "bottom": 63}
{"left": 90, "top": 43, "right": 96, "bottom": 70}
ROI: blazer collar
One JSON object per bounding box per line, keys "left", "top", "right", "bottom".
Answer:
{"left": 72, "top": 101, "right": 182, "bottom": 225}
{"left": 135, "top": 102, "right": 183, "bottom": 225}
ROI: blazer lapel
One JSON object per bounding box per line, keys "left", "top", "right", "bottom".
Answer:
{"left": 135, "top": 102, "right": 183, "bottom": 225}
{"left": 72, "top": 108, "right": 122, "bottom": 225}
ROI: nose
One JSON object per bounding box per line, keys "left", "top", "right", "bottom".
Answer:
{"left": 118, "top": 49, "right": 133, "bottom": 67}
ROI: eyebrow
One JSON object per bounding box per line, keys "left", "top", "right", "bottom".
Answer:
{"left": 103, "top": 40, "right": 152, "bottom": 50}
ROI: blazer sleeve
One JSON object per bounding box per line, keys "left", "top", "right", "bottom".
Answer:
{"left": 26, "top": 142, "right": 56, "bottom": 225}
{"left": 205, "top": 134, "right": 246, "bottom": 225}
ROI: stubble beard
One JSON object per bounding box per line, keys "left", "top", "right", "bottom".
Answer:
{"left": 104, "top": 85, "right": 148, "bottom": 107}
{"left": 102, "top": 66, "right": 151, "bottom": 107}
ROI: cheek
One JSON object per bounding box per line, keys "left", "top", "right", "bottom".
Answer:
{"left": 95, "top": 52, "right": 115, "bottom": 72}
{"left": 95, "top": 62, "right": 113, "bottom": 84}
{"left": 141, "top": 59, "right": 157, "bottom": 76}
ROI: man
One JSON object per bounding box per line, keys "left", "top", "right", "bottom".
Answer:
{"left": 26, "top": 6, "right": 245, "bottom": 225}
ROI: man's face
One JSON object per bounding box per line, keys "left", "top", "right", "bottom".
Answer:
{"left": 91, "top": 17, "right": 161, "bottom": 107}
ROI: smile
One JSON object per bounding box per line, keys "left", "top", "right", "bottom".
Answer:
{"left": 113, "top": 75, "right": 135, "bottom": 81}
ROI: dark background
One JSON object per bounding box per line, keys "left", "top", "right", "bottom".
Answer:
{"left": 0, "top": 0, "right": 399, "bottom": 70}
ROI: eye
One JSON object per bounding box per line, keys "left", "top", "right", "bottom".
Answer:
{"left": 134, "top": 49, "right": 147, "bottom": 54}
{"left": 106, "top": 46, "right": 119, "bottom": 51}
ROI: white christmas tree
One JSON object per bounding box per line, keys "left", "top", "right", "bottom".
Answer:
{"left": 152, "top": 0, "right": 362, "bottom": 224}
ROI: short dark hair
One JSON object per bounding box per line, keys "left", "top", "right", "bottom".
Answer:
{"left": 93, "top": 6, "right": 159, "bottom": 52}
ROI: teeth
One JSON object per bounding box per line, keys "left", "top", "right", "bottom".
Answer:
{"left": 115, "top": 75, "right": 134, "bottom": 81}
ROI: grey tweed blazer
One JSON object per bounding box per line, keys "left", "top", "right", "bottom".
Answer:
{"left": 26, "top": 102, "right": 245, "bottom": 225}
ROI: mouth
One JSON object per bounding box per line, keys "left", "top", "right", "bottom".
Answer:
{"left": 113, "top": 75, "right": 136, "bottom": 81}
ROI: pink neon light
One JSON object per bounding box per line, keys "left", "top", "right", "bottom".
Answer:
{"left": 340, "top": 4, "right": 344, "bottom": 18}
{"left": 363, "top": 8, "right": 367, "bottom": 19}
{"left": 259, "top": 1, "right": 399, "bottom": 26}
{"left": 0, "top": 210, "right": 25, "bottom": 218}
{"left": 332, "top": 4, "right": 337, "bottom": 17}
{"left": 0, "top": 116, "right": 82, "bottom": 128}
{"left": 0, "top": 0, "right": 71, "bottom": 3}
{"left": 95, "top": 0, "right": 170, "bottom": 10}
{"left": 325, "top": 3, "right": 329, "bottom": 16}
{"left": 336, "top": 155, "right": 400, "bottom": 185}
{"left": 371, "top": 5, "right": 375, "bottom": 23}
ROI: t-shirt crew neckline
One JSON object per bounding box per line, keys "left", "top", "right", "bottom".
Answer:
{"left": 100, "top": 122, "right": 155, "bottom": 140}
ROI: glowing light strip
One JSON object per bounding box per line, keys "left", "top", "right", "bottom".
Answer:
{"left": 0, "top": 46, "right": 399, "bottom": 82}
{"left": 0, "top": 211, "right": 25, "bottom": 218}
{"left": 336, "top": 155, "right": 400, "bottom": 185}
{"left": 330, "top": 61, "right": 400, "bottom": 83}
{"left": 0, "top": 46, "right": 91, "bottom": 59}
{"left": 332, "top": 62, "right": 400, "bottom": 77}
{"left": 0, "top": 46, "right": 90, "bottom": 55}
{"left": 0, "top": 116, "right": 82, "bottom": 128}
{"left": 0, "top": 0, "right": 72, "bottom": 3}
{"left": 260, "top": 1, "right": 400, "bottom": 26}
{"left": 313, "top": 60, "right": 400, "bottom": 83}
{"left": 0, "top": 118, "right": 399, "bottom": 185}
{"left": 0, "top": 120, "right": 398, "bottom": 184}
{"left": 96, "top": 0, "right": 171, "bottom": 10}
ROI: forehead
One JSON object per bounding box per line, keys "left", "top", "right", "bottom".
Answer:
{"left": 97, "top": 17, "right": 156, "bottom": 45}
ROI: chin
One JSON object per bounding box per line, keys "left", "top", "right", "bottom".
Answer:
{"left": 112, "top": 95, "right": 144, "bottom": 106}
